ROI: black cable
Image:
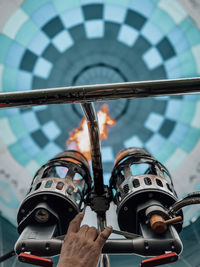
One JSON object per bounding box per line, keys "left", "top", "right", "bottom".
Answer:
{"left": 0, "top": 250, "right": 15, "bottom": 262}
{"left": 168, "top": 193, "right": 200, "bottom": 215}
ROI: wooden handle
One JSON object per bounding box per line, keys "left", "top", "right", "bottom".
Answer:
{"left": 150, "top": 215, "right": 167, "bottom": 234}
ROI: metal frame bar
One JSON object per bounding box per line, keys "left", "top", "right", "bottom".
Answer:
{"left": 0, "top": 77, "right": 200, "bottom": 108}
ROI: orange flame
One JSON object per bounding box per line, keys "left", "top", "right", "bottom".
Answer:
{"left": 66, "top": 104, "right": 116, "bottom": 161}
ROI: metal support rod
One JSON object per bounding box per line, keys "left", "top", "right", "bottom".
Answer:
{"left": 97, "top": 214, "right": 107, "bottom": 230}
{"left": 100, "top": 254, "right": 110, "bottom": 267}
{"left": 81, "top": 103, "right": 110, "bottom": 266}
{"left": 81, "top": 103, "right": 104, "bottom": 195}
{"left": 0, "top": 77, "right": 200, "bottom": 108}
{"left": 0, "top": 250, "right": 15, "bottom": 263}
{"left": 97, "top": 213, "right": 110, "bottom": 267}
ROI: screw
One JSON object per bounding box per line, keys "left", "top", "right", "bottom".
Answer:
{"left": 46, "top": 243, "right": 50, "bottom": 250}
{"left": 144, "top": 241, "right": 149, "bottom": 250}
{"left": 68, "top": 207, "right": 73, "bottom": 212}
{"left": 21, "top": 243, "right": 25, "bottom": 251}
{"left": 21, "top": 209, "right": 25, "bottom": 214}
{"left": 35, "top": 208, "right": 49, "bottom": 223}
{"left": 170, "top": 241, "right": 175, "bottom": 250}
{"left": 148, "top": 193, "right": 153, "bottom": 198}
{"left": 124, "top": 206, "right": 128, "bottom": 211}
{"left": 43, "top": 195, "right": 47, "bottom": 201}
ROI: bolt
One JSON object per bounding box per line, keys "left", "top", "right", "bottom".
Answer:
{"left": 35, "top": 208, "right": 49, "bottom": 223}
{"left": 43, "top": 195, "right": 47, "bottom": 201}
{"left": 144, "top": 241, "right": 149, "bottom": 250}
{"left": 21, "top": 209, "right": 25, "bottom": 214}
{"left": 68, "top": 207, "right": 73, "bottom": 212}
{"left": 148, "top": 193, "right": 153, "bottom": 198}
{"left": 124, "top": 206, "right": 128, "bottom": 211}
{"left": 21, "top": 243, "right": 25, "bottom": 251}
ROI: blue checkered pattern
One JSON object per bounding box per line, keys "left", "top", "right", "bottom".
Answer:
{"left": 0, "top": 0, "right": 200, "bottom": 228}
{"left": 0, "top": 0, "right": 199, "bottom": 172}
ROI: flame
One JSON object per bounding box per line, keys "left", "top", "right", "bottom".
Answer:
{"left": 66, "top": 104, "right": 116, "bottom": 161}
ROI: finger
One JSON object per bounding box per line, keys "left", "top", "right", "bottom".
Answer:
{"left": 67, "top": 213, "right": 84, "bottom": 233}
{"left": 85, "top": 226, "right": 98, "bottom": 241}
{"left": 96, "top": 226, "right": 112, "bottom": 247}
{"left": 79, "top": 224, "right": 89, "bottom": 236}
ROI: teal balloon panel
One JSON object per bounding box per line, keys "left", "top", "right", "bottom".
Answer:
{"left": 0, "top": 0, "right": 200, "bottom": 228}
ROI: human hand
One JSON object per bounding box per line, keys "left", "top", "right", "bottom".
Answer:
{"left": 57, "top": 213, "right": 112, "bottom": 267}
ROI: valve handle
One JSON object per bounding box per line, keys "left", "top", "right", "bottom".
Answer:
{"left": 18, "top": 253, "right": 53, "bottom": 267}
{"left": 165, "top": 216, "right": 182, "bottom": 225}
{"left": 140, "top": 252, "right": 178, "bottom": 267}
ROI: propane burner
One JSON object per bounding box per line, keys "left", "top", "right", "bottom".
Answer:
{"left": 17, "top": 150, "right": 92, "bottom": 236}
{"left": 110, "top": 148, "right": 183, "bottom": 235}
